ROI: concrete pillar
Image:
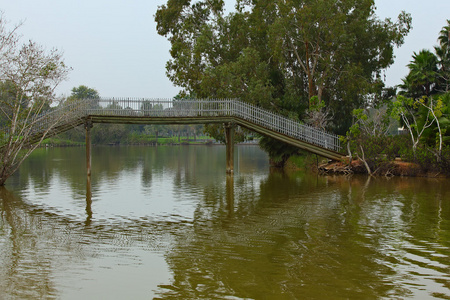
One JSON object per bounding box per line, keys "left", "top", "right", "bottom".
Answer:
{"left": 224, "top": 122, "right": 235, "bottom": 174}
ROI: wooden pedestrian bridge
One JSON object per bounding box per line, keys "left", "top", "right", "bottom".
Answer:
{"left": 14, "top": 98, "right": 344, "bottom": 173}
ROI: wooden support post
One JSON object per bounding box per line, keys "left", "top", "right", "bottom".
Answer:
{"left": 226, "top": 174, "right": 234, "bottom": 217}
{"left": 85, "top": 119, "right": 93, "bottom": 177}
{"left": 85, "top": 175, "right": 92, "bottom": 226}
{"left": 224, "top": 122, "right": 235, "bottom": 174}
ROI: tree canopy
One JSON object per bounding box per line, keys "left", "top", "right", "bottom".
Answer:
{"left": 69, "top": 85, "right": 100, "bottom": 100}
{"left": 343, "top": 19, "right": 450, "bottom": 175}
{"left": 393, "top": 19, "right": 450, "bottom": 164}
{"left": 156, "top": 0, "right": 411, "bottom": 135}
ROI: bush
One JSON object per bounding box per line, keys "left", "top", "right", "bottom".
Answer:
{"left": 398, "top": 142, "right": 450, "bottom": 174}
{"left": 439, "top": 145, "right": 450, "bottom": 175}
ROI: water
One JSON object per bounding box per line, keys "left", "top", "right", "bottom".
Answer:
{"left": 0, "top": 145, "right": 449, "bottom": 299}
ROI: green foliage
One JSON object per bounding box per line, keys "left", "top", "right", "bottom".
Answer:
{"left": 400, "top": 20, "right": 450, "bottom": 97}
{"left": 344, "top": 107, "right": 396, "bottom": 174}
{"left": 91, "top": 124, "right": 128, "bottom": 144}
{"left": 397, "top": 142, "right": 450, "bottom": 175}
{"left": 400, "top": 50, "right": 438, "bottom": 97}
{"left": 394, "top": 20, "right": 450, "bottom": 167}
{"left": 391, "top": 93, "right": 449, "bottom": 158}
{"left": 308, "top": 96, "right": 325, "bottom": 112}
{"left": 258, "top": 135, "right": 300, "bottom": 167}
{"left": 69, "top": 85, "right": 99, "bottom": 100}
{"left": 42, "top": 137, "right": 84, "bottom": 146}
{"left": 155, "top": 0, "right": 412, "bottom": 162}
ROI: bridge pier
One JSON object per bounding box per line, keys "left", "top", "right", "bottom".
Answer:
{"left": 224, "top": 122, "right": 235, "bottom": 174}
{"left": 85, "top": 119, "right": 93, "bottom": 177}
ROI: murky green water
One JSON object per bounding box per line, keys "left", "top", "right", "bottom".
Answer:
{"left": 0, "top": 145, "right": 449, "bottom": 299}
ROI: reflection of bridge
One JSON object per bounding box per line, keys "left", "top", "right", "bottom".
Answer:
{"left": 25, "top": 98, "right": 344, "bottom": 173}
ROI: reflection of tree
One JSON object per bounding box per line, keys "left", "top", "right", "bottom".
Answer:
{"left": 155, "top": 174, "right": 450, "bottom": 299}
{"left": 0, "top": 187, "right": 65, "bottom": 298}
{"left": 13, "top": 145, "right": 266, "bottom": 197}
{"left": 6, "top": 146, "right": 450, "bottom": 298}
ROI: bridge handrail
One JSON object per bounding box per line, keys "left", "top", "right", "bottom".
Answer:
{"left": 2, "top": 98, "right": 341, "bottom": 152}
{"left": 230, "top": 100, "right": 341, "bottom": 152}
{"left": 85, "top": 98, "right": 341, "bottom": 152}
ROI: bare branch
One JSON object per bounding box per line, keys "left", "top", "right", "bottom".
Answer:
{"left": 0, "top": 12, "right": 71, "bottom": 185}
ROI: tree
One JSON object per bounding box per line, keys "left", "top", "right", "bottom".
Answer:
{"left": 400, "top": 20, "right": 450, "bottom": 98}
{"left": 400, "top": 50, "right": 438, "bottom": 97}
{"left": 395, "top": 20, "right": 450, "bottom": 162}
{"left": 391, "top": 95, "right": 446, "bottom": 158}
{"left": 344, "top": 107, "right": 394, "bottom": 175}
{"left": 0, "top": 13, "right": 71, "bottom": 185}
{"left": 69, "top": 85, "right": 99, "bottom": 100}
{"left": 268, "top": 0, "right": 411, "bottom": 133}
{"left": 156, "top": 0, "right": 411, "bottom": 163}
{"left": 435, "top": 20, "right": 450, "bottom": 93}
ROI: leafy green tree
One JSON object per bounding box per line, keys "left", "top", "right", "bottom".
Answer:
{"left": 400, "top": 20, "right": 450, "bottom": 98}
{"left": 269, "top": 1, "right": 410, "bottom": 106}
{"left": 435, "top": 20, "right": 450, "bottom": 92}
{"left": 156, "top": 0, "right": 411, "bottom": 164}
{"left": 55, "top": 85, "right": 100, "bottom": 143}
{"left": 400, "top": 50, "right": 438, "bottom": 97}
{"left": 344, "top": 107, "right": 395, "bottom": 175}
{"left": 391, "top": 95, "right": 447, "bottom": 158}
{"left": 394, "top": 20, "right": 450, "bottom": 163}
{"left": 69, "top": 85, "right": 99, "bottom": 100}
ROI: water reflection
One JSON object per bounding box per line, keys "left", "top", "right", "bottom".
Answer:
{"left": 0, "top": 146, "right": 449, "bottom": 299}
{"left": 156, "top": 175, "right": 450, "bottom": 299}
{"left": 86, "top": 176, "right": 93, "bottom": 226}
{"left": 0, "top": 187, "right": 74, "bottom": 299}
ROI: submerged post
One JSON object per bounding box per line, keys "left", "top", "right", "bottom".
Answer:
{"left": 226, "top": 174, "right": 234, "bottom": 217}
{"left": 85, "top": 119, "right": 93, "bottom": 177}
{"left": 85, "top": 175, "right": 92, "bottom": 226}
{"left": 224, "top": 122, "right": 235, "bottom": 174}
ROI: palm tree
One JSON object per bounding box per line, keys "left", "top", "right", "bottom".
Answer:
{"left": 438, "top": 20, "right": 450, "bottom": 49}
{"left": 435, "top": 20, "right": 450, "bottom": 92}
{"left": 405, "top": 49, "right": 438, "bottom": 97}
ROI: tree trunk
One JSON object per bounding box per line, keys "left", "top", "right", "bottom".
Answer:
{"left": 357, "top": 145, "right": 372, "bottom": 176}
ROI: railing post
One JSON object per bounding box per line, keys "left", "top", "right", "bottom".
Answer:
{"left": 224, "top": 122, "right": 235, "bottom": 174}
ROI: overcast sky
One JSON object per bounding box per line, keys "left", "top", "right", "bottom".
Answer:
{"left": 2, "top": 0, "right": 450, "bottom": 98}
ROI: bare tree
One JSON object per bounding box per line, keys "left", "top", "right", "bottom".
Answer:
{"left": 0, "top": 12, "right": 71, "bottom": 185}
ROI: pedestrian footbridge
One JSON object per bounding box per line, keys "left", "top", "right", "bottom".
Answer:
{"left": 16, "top": 98, "right": 344, "bottom": 173}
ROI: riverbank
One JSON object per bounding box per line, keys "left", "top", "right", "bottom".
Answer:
{"left": 318, "top": 159, "right": 448, "bottom": 178}
{"left": 41, "top": 137, "right": 260, "bottom": 147}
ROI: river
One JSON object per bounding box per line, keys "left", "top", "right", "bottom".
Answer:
{"left": 0, "top": 145, "right": 449, "bottom": 299}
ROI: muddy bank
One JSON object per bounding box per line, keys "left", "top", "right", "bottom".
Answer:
{"left": 319, "top": 159, "right": 448, "bottom": 178}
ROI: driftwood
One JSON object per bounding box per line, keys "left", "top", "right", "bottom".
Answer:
{"left": 319, "top": 162, "right": 353, "bottom": 175}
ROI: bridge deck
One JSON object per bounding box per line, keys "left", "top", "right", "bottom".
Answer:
{"left": 5, "top": 98, "right": 344, "bottom": 161}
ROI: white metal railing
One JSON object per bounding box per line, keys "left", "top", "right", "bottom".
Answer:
{"left": 3, "top": 98, "right": 341, "bottom": 152}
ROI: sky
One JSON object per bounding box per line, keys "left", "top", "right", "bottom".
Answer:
{"left": 1, "top": 0, "right": 450, "bottom": 99}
